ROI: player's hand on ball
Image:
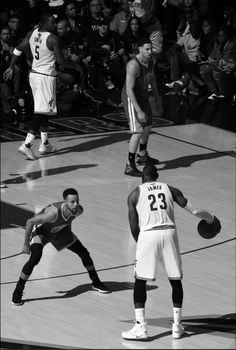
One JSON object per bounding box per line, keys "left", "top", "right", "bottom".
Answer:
{"left": 212, "top": 215, "right": 221, "bottom": 233}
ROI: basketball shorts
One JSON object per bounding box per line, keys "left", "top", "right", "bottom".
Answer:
{"left": 121, "top": 90, "right": 153, "bottom": 133}
{"left": 134, "top": 228, "right": 183, "bottom": 281}
{"left": 30, "top": 225, "right": 77, "bottom": 251}
{"left": 29, "top": 72, "right": 57, "bottom": 115}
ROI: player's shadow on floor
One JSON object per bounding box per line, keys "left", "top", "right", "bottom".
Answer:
{"left": 158, "top": 151, "right": 230, "bottom": 171}
{"left": 142, "top": 313, "right": 236, "bottom": 341}
{"left": 181, "top": 313, "right": 236, "bottom": 336}
{"left": 3, "top": 164, "right": 97, "bottom": 184}
{"left": 23, "top": 281, "right": 158, "bottom": 304}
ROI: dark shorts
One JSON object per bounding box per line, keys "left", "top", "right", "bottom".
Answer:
{"left": 121, "top": 89, "right": 153, "bottom": 133}
{"left": 30, "top": 225, "right": 77, "bottom": 251}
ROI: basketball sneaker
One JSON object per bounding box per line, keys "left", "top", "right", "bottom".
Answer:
{"left": 38, "top": 142, "right": 56, "bottom": 155}
{"left": 122, "top": 321, "right": 148, "bottom": 340}
{"left": 91, "top": 281, "right": 111, "bottom": 294}
{"left": 136, "top": 152, "right": 159, "bottom": 165}
{"left": 172, "top": 323, "right": 185, "bottom": 339}
{"left": 18, "top": 143, "right": 38, "bottom": 160}
{"left": 124, "top": 164, "right": 142, "bottom": 177}
{"left": 11, "top": 287, "right": 24, "bottom": 306}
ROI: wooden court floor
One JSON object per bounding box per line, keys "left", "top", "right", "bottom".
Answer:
{"left": 1, "top": 123, "right": 235, "bottom": 349}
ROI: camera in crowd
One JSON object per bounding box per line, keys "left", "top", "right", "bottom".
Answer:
{"left": 90, "top": 47, "right": 111, "bottom": 64}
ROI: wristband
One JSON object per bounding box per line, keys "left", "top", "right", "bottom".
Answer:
{"left": 13, "top": 48, "right": 22, "bottom": 56}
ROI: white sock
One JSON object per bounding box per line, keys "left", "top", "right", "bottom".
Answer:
{"left": 25, "top": 133, "right": 35, "bottom": 146}
{"left": 173, "top": 307, "right": 182, "bottom": 324}
{"left": 135, "top": 308, "right": 145, "bottom": 323}
{"left": 41, "top": 132, "right": 48, "bottom": 145}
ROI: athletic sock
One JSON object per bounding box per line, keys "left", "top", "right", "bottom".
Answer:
{"left": 173, "top": 307, "right": 182, "bottom": 324}
{"left": 139, "top": 143, "right": 147, "bottom": 156}
{"left": 128, "top": 152, "right": 136, "bottom": 166}
{"left": 40, "top": 132, "right": 48, "bottom": 145}
{"left": 135, "top": 308, "right": 145, "bottom": 323}
{"left": 25, "top": 133, "right": 35, "bottom": 147}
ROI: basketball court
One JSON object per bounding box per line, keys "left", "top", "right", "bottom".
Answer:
{"left": 1, "top": 120, "right": 235, "bottom": 349}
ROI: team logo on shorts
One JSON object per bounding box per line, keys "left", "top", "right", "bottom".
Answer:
{"left": 49, "top": 99, "right": 55, "bottom": 111}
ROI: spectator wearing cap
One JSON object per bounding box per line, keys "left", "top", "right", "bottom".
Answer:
{"left": 87, "top": 17, "right": 126, "bottom": 88}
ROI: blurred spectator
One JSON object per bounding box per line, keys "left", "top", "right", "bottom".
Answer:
{"left": 82, "top": 0, "right": 107, "bottom": 43}
{"left": 166, "top": 18, "right": 202, "bottom": 83}
{"left": 199, "top": 25, "right": 236, "bottom": 99}
{"left": 87, "top": 17, "right": 126, "bottom": 87}
{"left": 121, "top": 15, "right": 148, "bottom": 61}
{"left": 0, "top": 25, "right": 22, "bottom": 98}
{"left": 222, "top": 5, "right": 236, "bottom": 39}
{"left": 84, "top": 17, "right": 126, "bottom": 106}
{"left": 161, "top": 0, "right": 184, "bottom": 42}
{"left": 21, "top": 0, "right": 50, "bottom": 31}
{"left": 198, "top": 17, "right": 216, "bottom": 61}
{"left": 56, "top": 17, "right": 87, "bottom": 91}
{"left": 109, "top": 0, "right": 131, "bottom": 35}
{"left": 129, "top": 0, "right": 163, "bottom": 57}
{"left": 8, "top": 13, "right": 25, "bottom": 45}
{"left": 62, "top": 0, "right": 85, "bottom": 35}
{"left": 176, "top": 0, "right": 200, "bottom": 37}
{"left": 211, "top": 52, "right": 236, "bottom": 103}
{"left": 47, "top": 0, "right": 65, "bottom": 17}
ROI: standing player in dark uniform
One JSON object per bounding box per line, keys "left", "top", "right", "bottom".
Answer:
{"left": 121, "top": 36, "right": 159, "bottom": 177}
{"left": 11, "top": 188, "right": 111, "bottom": 306}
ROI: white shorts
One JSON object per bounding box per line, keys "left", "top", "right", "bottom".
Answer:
{"left": 134, "top": 228, "right": 183, "bottom": 281}
{"left": 29, "top": 72, "right": 57, "bottom": 115}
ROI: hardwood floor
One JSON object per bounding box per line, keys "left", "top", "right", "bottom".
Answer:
{"left": 1, "top": 123, "right": 235, "bottom": 349}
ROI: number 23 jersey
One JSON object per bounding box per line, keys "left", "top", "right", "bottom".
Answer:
{"left": 136, "top": 182, "right": 175, "bottom": 231}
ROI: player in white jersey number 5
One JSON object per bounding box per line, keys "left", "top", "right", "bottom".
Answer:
{"left": 122, "top": 164, "right": 219, "bottom": 340}
{"left": 3, "top": 11, "right": 82, "bottom": 160}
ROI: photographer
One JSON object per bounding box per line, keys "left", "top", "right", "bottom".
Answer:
{"left": 56, "top": 18, "right": 87, "bottom": 92}
{"left": 86, "top": 17, "right": 126, "bottom": 89}
{"left": 84, "top": 44, "right": 122, "bottom": 106}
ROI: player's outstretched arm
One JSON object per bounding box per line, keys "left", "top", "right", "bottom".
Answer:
{"left": 168, "top": 185, "right": 214, "bottom": 223}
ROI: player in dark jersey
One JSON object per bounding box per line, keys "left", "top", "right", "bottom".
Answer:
{"left": 121, "top": 36, "right": 160, "bottom": 177}
{"left": 11, "top": 188, "right": 111, "bottom": 306}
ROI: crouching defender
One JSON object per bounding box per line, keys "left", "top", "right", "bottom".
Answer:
{"left": 12, "top": 188, "right": 111, "bottom": 306}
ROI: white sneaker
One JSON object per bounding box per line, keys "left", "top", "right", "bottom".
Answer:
{"left": 207, "top": 93, "right": 217, "bottom": 100}
{"left": 172, "top": 323, "right": 184, "bottom": 339}
{"left": 165, "top": 80, "right": 183, "bottom": 89}
{"left": 122, "top": 321, "right": 148, "bottom": 340}
{"left": 18, "top": 143, "right": 38, "bottom": 160}
{"left": 38, "top": 143, "right": 56, "bottom": 155}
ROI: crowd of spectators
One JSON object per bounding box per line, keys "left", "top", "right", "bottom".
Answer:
{"left": 1, "top": 0, "right": 236, "bottom": 125}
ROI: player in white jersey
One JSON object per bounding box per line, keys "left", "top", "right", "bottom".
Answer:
{"left": 3, "top": 11, "right": 82, "bottom": 160}
{"left": 122, "top": 164, "right": 220, "bottom": 340}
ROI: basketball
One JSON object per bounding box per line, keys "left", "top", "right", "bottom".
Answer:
{"left": 197, "top": 216, "right": 221, "bottom": 239}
